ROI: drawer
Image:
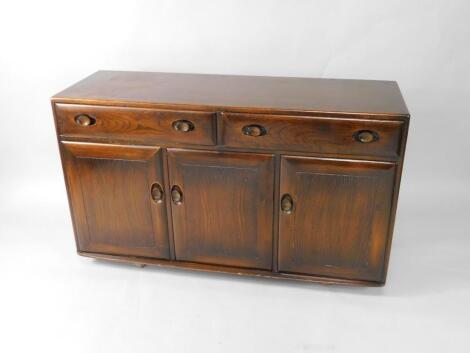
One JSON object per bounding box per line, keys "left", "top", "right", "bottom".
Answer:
{"left": 221, "top": 113, "right": 404, "bottom": 158}
{"left": 55, "top": 104, "right": 216, "bottom": 146}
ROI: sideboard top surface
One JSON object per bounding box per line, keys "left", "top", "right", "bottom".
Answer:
{"left": 52, "top": 70, "right": 409, "bottom": 117}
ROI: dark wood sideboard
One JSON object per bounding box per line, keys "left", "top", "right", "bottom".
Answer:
{"left": 52, "top": 71, "right": 409, "bottom": 286}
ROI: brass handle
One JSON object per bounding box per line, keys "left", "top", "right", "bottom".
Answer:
{"left": 354, "top": 130, "right": 379, "bottom": 143}
{"left": 75, "top": 114, "right": 96, "bottom": 126}
{"left": 242, "top": 124, "right": 267, "bottom": 137}
{"left": 172, "top": 120, "right": 194, "bottom": 132}
{"left": 171, "top": 185, "right": 183, "bottom": 205}
{"left": 281, "top": 194, "right": 293, "bottom": 214}
{"left": 150, "top": 183, "right": 164, "bottom": 203}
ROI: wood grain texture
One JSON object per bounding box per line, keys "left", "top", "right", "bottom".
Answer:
{"left": 51, "top": 70, "right": 410, "bottom": 286}
{"left": 61, "top": 142, "right": 170, "bottom": 259}
{"left": 55, "top": 103, "right": 216, "bottom": 146}
{"left": 79, "top": 251, "right": 385, "bottom": 286}
{"left": 167, "top": 149, "right": 275, "bottom": 270}
{"left": 52, "top": 71, "right": 409, "bottom": 117}
{"left": 278, "top": 156, "right": 396, "bottom": 282}
{"left": 222, "top": 113, "right": 404, "bottom": 158}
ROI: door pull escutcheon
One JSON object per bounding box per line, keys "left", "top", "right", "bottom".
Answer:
{"left": 171, "top": 185, "right": 183, "bottom": 205}
{"left": 150, "top": 183, "right": 164, "bottom": 203}
{"left": 281, "top": 194, "right": 293, "bottom": 214}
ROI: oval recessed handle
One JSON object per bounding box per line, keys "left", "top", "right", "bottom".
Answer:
{"left": 281, "top": 194, "right": 294, "bottom": 214}
{"left": 172, "top": 120, "right": 194, "bottom": 132}
{"left": 171, "top": 185, "right": 183, "bottom": 205}
{"left": 242, "top": 124, "right": 267, "bottom": 137}
{"left": 354, "top": 130, "right": 379, "bottom": 143}
{"left": 150, "top": 183, "right": 164, "bottom": 203}
{"left": 75, "top": 114, "right": 96, "bottom": 126}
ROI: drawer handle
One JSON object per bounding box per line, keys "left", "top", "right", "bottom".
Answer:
{"left": 281, "top": 194, "right": 294, "bottom": 214}
{"left": 354, "top": 130, "right": 379, "bottom": 143}
{"left": 75, "top": 114, "right": 96, "bottom": 126}
{"left": 242, "top": 124, "right": 267, "bottom": 137}
{"left": 171, "top": 185, "right": 183, "bottom": 205}
{"left": 172, "top": 120, "right": 194, "bottom": 132}
{"left": 150, "top": 183, "right": 164, "bottom": 203}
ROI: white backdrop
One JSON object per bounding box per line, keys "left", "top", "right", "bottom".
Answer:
{"left": 1, "top": 1, "right": 469, "bottom": 352}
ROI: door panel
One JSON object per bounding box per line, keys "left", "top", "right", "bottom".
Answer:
{"left": 61, "top": 142, "right": 170, "bottom": 259}
{"left": 278, "top": 156, "right": 396, "bottom": 281}
{"left": 168, "top": 149, "right": 274, "bottom": 270}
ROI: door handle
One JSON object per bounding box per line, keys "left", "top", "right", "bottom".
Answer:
{"left": 150, "top": 183, "right": 164, "bottom": 203}
{"left": 280, "top": 194, "right": 293, "bottom": 214}
{"left": 171, "top": 185, "right": 183, "bottom": 205}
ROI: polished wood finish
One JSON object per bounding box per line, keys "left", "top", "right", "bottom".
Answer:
{"left": 52, "top": 70, "right": 410, "bottom": 286}
{"left": 53, "top": 71, "right": 409, "bottom": 116}
{"left": 60, "top": 142, "right": 170, "bottom": 258}
{"left": 79, "top": 251, "right": 384, "bottom": 286}
{"left": 55, "top": 103, "right": 216, "bottom": 146}
{"left": 278, "top": 156, "right": 396, "bottom": 281}
{"left": 167, "top": 149, "right": 274, "bottom": 270}
{"left": 221, "top": 113, "right": 403, "bottom": 158}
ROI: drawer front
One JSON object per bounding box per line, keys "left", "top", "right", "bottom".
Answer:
{"left": 221, "top": 113, "right": 404, "bottom": 157}
{"left": 55, "top": 104, "right": 216, "bottom": 146}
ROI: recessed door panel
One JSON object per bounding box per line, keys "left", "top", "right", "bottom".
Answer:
{"left": 278, "top": 156, "right": 396, "bottom": 282}
{"left": 61, "top": 142, "right": 170, "bottom": 259}
{"left": 168, "top": 149, "right": 275, "bottom": 270}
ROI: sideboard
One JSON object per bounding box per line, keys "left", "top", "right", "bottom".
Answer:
{"left": 52, "top": 71, "right": 409, "bottom": 286}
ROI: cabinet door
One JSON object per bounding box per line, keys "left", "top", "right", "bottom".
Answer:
{"left": 167, "top": 149, "right": 274, "bottom": 270}
{"left": 61, "top": 142, "right": 170, "bottom": 259}
{"left": 279, "top": 156, "right": 396, "bottom": 282}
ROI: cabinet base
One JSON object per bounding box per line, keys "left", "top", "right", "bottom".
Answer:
{"left": 78, "top": 251, "right": 384, "bottom": 287}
